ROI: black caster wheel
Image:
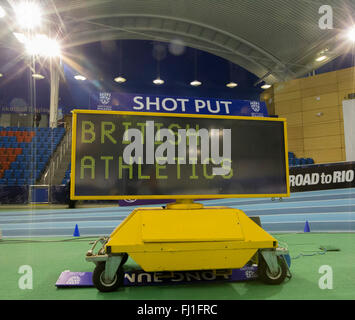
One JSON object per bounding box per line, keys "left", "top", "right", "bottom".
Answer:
{"left": 258, "top": 254, "right": 288, "bottom": 285}
{"left": 92, "top": 262, "right": 124, "bottom": 292}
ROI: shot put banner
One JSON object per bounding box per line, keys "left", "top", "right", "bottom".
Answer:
{"left": 70, "top": 110, "right": 290, "bottom": 200}
{"left": 90, "top": 92, "right": 268, "bottom": 117}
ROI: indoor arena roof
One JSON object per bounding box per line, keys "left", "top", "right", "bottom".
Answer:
{"left": 1, "top": 0, "right": 355, "bottom": 85}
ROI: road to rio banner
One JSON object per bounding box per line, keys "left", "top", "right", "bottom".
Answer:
{"left": 70, "top": 110, "right": 289, "bottom": 200}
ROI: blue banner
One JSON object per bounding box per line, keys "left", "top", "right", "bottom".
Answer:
{"left": 0, "top": 93, "right": 268, "bottom": 117}
{"left": 89, "top": 92, "right": 268, "bottom": 117}
{"left": 0, "top": 106, "right": 50, "bottom": 114}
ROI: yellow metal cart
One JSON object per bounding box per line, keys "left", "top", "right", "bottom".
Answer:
{"left": 86, "top": 200, "right": 290, "bottom": 292}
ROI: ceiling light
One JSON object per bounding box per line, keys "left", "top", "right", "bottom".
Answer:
{"left": 74, "top": 75, "right": 86, "bottom": 81}
{"left": 190, "top": 80, "right": 202, "bottom": 87}
{"left": 25, "top": 34, "right": 61, "bottom": 57}
{"left": 114, "top": 76, "right": 126, "bottom": 83}
{"left": 153, "top": 78, "right": 164, "bottom": 85}
{"left": 0, "top": 73, "right": 3, "bottom": 77}
{"left": 15, "top": 2, "right": 42, "bottom": 29}
{"left": 13, "top": 32, "right": 27, "bottom": 43}
{"left": 226, "top": 82, "right": 238, "bottom": 88}
{"left": 0, "top": 6, "right": 6, "bottom": 18}
{"left": 347, "top": 26, "right": 355, "bottom": 42}
{"left": 261, "top": 84, "right": 271, "bottom": 89}
{"left": 315, "top": 55, "right": 327, "bottom": 62}
{"left": 32, "top": 73, "right": 44, "bottom": 79}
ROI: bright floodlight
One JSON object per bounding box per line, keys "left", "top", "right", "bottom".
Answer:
{"left": 74, "top": 75, "right": 86, "bottom": 81}
{"left": 226, "top": 82, "right": 238, "bottom": 88}
{"left": 153, "top": 78, "right": 164, "bottom": 85}
{"left": 0, "top": 6, "right": 6, "bottom": 18}
{"left": 0, "top": 73, "right": 3, "bottom": 77}
{"left": 114, "top": 76, "right": 126, "bottom": 83}
{"left": 347, "top": 26, "right": 355, "bottom": 42}
{"left": 13, "top": 32, "right": 27, "bottom": 43}
{"left": 32, "top": 73, "right": 44, "bottom": 79}
{"left": 315, "top": 55, "right": 327, "bottom": 62}
{"left": 190, "top": 80, "right": 202, "bottom": 87}
{"left": 15, "top": 2, "right": 42, "bottom": 29}
{"left": 25, "top": 34, "right": 61, "bottom": 57}
{"left": 261, "top": 84, "right": 271, "bottom": 89}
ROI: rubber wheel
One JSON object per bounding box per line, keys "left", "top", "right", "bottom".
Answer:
{"left": 258, "top": 254, "right": 288, "bottom": 285}
{"left": 92, "top": 262, "right": 124, "bottom": 292}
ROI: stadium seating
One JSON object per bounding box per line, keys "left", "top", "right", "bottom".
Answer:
{"left": 0, "top": 126, "right": 66, "bottom": 185}
{"left": 288, "top": 152, "right": 314, "bottom": 167}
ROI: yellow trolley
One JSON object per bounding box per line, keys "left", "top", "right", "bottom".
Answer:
{"left": 85, "top": 200, "right": 290, "bottom": 292}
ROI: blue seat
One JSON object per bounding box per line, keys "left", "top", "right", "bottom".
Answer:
{"left": 27, "top": 178, "right": 35, "bottom": 185}
{"left": 40, "top": 141, "right": 49, "bottom": 147}
{"left": 0, "top": 178, "right": 6, "bottom": 184}
{"left": 23, "top": 170, "right": 31, "bottom": 178}
{"left": 19, "top": 163, "right": 28, "bottom": 170}
{"left": 17, "top": 178, "right": 26, "bottom": 185}
{"left": 7, "top": 178, "right": 16, "bottom": 186}
{"left": 38, "top": 162, "right": 45, "bottom": 169}
{"left": 4, "top": 170, "right": 13, "bottom": 178}
{"left": 14, "top": 170, "right": 23, "bottom": 178}
{"left": 10, "top": 162, "right": 19, "bottom": 170}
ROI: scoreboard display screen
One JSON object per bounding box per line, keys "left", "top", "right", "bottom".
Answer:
{"left": 71, "top": 110, "right": 290, "bottom": 199}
